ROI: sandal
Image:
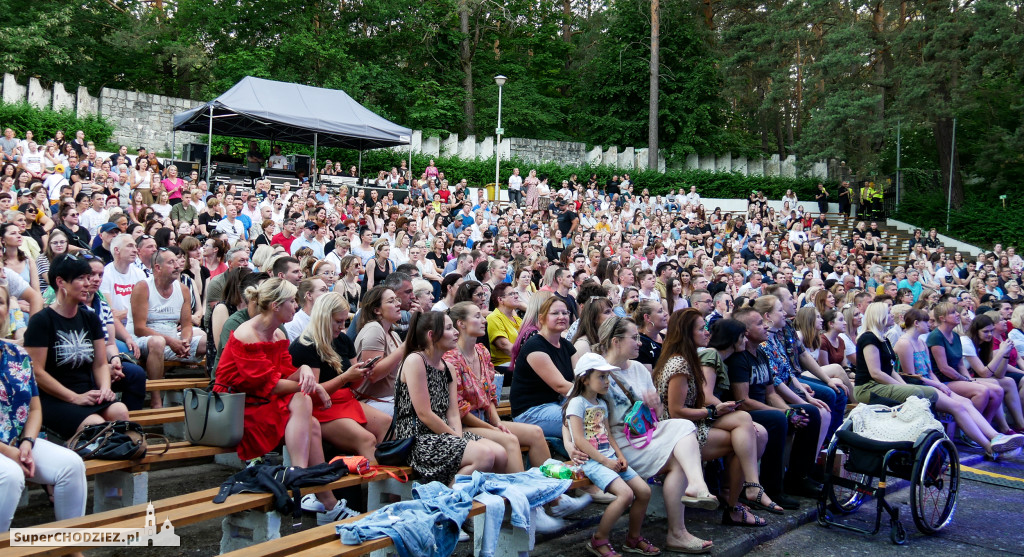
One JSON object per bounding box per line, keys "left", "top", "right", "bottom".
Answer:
{"left": 664, "top": 536, "right": 713, "bottom": 554}
{"left": 623, "top": 535, "right": 661, "bottom": 555}
{"left": 738, "top": 481, "right": 784, "bottom": 514}
{"left": 722, "top": 504, "right": 767, "bottom": 527}
{"left": 587, "top": 536, "right": 622, "bottom": 557}
{"left": 680, "top": 492, "right": 719, "bottom": 510}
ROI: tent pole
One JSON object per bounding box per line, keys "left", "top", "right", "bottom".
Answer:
{"left": 171, "top": 130, "right": 176, "bottom": 165}
{"left": 358, "top": 149, "right": 362, "bottom": 180}
{"left": 313, "top": 133, "right": 318, "bottom": 183}
{"left": 205, "top": 106, "right": 213, "bottom": 184}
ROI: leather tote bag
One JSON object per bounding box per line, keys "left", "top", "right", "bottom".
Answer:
{"left": 183, "top": 387, "right": 245, "bottom": 448}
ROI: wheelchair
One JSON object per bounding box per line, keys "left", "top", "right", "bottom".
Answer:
{"left": 817, "top": 421, "right": 960, "bottom": 544}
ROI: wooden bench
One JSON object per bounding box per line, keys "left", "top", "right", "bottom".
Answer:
{"left": 222, "top": 476, "right": 592, "bottom": 557}
{"left": 83, "top": 441, "right": 235, "bottom": 513}
{"left": 145, "top": 378, "right": 210, "bottom": 392}
{"left": 1, "top": 467, "right": 416, "bottom": 556}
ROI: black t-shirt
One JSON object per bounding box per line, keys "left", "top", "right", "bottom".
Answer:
{"left": 552, "top": 291, "right": 579, "bottom": 322}
{"left": 637, "top": 333, "right": 662, "bottom": 368}
{"left": 855, "top": 332, "right": 895, "bottom": 386}
{"left": 25, "top": 307, "right": 104, "bottom": 393}
{"left": 57, "top": 224, "right": 91, "bottom": 251}
{"left": 289, "top": 335, "right": 357, "bottom": 382}
{"left": 93, "top": 244, "right": 113, "bottom": 265}
{"left": 198, "top": 211, "right": 218, "bottom": 231}
{"left": 724, "top": 348, "right": 773, "bottom": 404}
{"left": 510, "top": 333, "right": 576, "bottom": 417}
{"left": 557, "top": 210, "right": 577, "bottom": 236}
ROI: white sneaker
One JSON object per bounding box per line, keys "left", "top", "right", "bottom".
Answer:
{"left": 458, "top": 529, "right": 471, "bottom": 542}
{"left": 316, "top": 499, "right": 359, "bottom": 525}
{"left": 547, "top": 492, "right": 592, "bottom": 518}
{"left": 301, "top": 493, "right": 326, "bottom": 513}
{"left": 532, "top": 507, "right": 565, "bottom": 534}
{"left": 991, "top": 433, "right": 1024, "bottom": 453}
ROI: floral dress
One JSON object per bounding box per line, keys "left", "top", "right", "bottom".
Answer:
{"left": 0, "top": 341, "right": 36, "bottom": 445}
{"left": 655, "top": 356, "right": 711, "bottom": 448}
{"left": 392, "top": 354, "right": 479, "bottom": 485}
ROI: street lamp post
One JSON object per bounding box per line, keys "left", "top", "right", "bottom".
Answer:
{"left": 494, "top": 75, "right": 507, "bottom": 203}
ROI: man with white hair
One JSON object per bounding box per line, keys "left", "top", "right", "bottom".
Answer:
{"left": 101, "top": 234, "right": 147, "bottom": 326}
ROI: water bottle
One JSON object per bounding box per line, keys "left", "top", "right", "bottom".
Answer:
{"left": 540, "top": 462, "right": 574, "bottom": 479}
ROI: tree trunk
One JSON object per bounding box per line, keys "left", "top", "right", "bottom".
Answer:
{"left": 648, "top": 0, "right": 660, "bottom": 169}
{"left": 935, "top": 117, "right": 963, "bottom": 209}
{"left": 459, "top": 0, "right": 475, "bottom": 135}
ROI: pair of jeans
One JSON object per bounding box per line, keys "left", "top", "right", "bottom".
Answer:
{"left": 799, "top": 376, "right": 846, "bottom": 445}
{"left": 746, "top": 410, "right": 787, "bottom": 496}
{"left": 452, "top": 464, "right": 571, "bottom": 557}
{"left": 111, "top": 362, "right": 147, "bottom": 410}
{"left": 337, "top": 481, "right": 473, "bottom": 557}
{"left": 0, "top": 438, "right": 87, "bottom": 532}
{"left": 512, "top": 402, "right": 563, "bottom": 437}
{"left": 509, "top": 188, "right": 522, "bottom": 207}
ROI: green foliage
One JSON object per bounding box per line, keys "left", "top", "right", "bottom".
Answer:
{"left": 0, "top": 101, "right": 116, "bottom": 150}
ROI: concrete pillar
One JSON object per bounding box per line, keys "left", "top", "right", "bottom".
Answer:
{"left": 602, "top": 146, "right": 618, "bottom": 167}
{"left": 812, "top": 161, "right": 828, "bottom": 178}
{"left": 441, "top": 133, "right": 459, "bottom": 158}
{"left": 410, "top": 130, "right": 422, "bottom": 154}
{"left": 422, "top": 136, "right": 440, "bottom": 158}
{"left": 635, "top": 148, "right": 649, "bottom": 170}
{"left": 477, "top": 136, "right": 493, "bottom": 159}
{"left": 732, "top": 155, "right": 748, "bottom": 176}
{"left": 220, "top": 510, "right": 282, "bottom": 553}
{"left": 699, "top": 154, "right": 715, "bottom": 172}
{"left": 497, "top": 138, "right": 511, "bottom": 161}
{"left": 93, "top": 471, "right": 148, "bottom": 513}
{"left": 686, "top": 154, "right": 699, "bottom": 170}
{"left": 76, "top": 85, "right": 98, "bottom": 117}
{"left": 459, "top": 134, "right": 477, "bottom": 159}
{"left": 586, "top": 146, "right": 603, "bottom": 165}
{"left": 716, "top": 151, "right": 732, "bottom": 173}
{"left": 51, "top": 82, "right": 74, "bottom": 112}
{"left": 27, "top": 78, "right": 50, "bottom": 109}
{"left": 367, "top": 476, "right": 415, "bottom": 512}
{"left": 749, "top": 158, "right": 765, "bottom": 176}
{"left": 781, "top": 155, "right": 797, "bottom": 178}
{"left": 617, "top": 146, "right": 634, "bottom": 169}
{"left": 766, "top": 154, "right": 781, "bottom": 176}
{"left": 3, "top": 74, "right": 26, "bottom": 104}
{"left": 658, "top": 152, "right": 666, "bottom": 173}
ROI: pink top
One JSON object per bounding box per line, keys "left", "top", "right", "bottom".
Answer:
{"left": 442, "top": 343, "right": 498, "bottom": 417}
{"left": 161, "top": 177, "right": 186, "bottom": 200}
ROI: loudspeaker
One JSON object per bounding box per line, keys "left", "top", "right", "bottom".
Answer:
{"left": 170, "top": 160, "right": 200, "bottom": 176}
{"left": 182, "top": 143, "right": 208, "bottom": 162}
{"left": 287, "top": 154, "right": 311, "bottom": 176}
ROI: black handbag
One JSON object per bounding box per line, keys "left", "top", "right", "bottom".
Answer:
{"left": 66, "top": 420, "right": 169, "bottom": 460}
{"left": 374, "top": 359, "right": 414, "bottom": 466}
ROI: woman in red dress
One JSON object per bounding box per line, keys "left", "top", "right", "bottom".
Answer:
{"left": 215, "top": 278, "right": 347, "bottom": 522}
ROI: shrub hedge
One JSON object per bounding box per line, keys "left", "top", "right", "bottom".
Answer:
{"left": 0, "top": 101, "right": 117, "bottom": 151}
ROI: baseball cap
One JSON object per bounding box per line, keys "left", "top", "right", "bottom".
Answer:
{"left": 54, "top": 164, "right": 65, "bottom": 173}
{"left": 99, "top": 222, "right": 119, "bottom": 234}
{"left": 304, "top": 221, "right": 319, "bottom": 230}
{"left": 573, "top": 353, "right": 619, "bottom": 377}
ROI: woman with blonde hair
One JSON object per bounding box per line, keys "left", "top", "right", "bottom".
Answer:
{"left": 291, "top": 293, "right": 389, "bottom": 462}
{"left": 215, "top": 278, "right": 350, "bottom": 522}
{"left": 337, "top": 254, "right": 364, "bottom": 313}
{"left": 365, "top": 238, "right": 394, "bottom": 291}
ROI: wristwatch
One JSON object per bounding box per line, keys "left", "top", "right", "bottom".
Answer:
{"left": 108, "top": 354, "right": 121, "bottom": 363}
{"left": 17, "top": 436, "right": 35, "bottom": 448}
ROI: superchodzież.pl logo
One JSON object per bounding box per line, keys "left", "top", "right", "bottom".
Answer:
{"left": 12, "top": 503, "right": 180, "bottom": 547}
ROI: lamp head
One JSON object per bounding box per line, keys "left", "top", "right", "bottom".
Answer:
{"left": 494, "top": 75, "right": 507, "bottom": 87}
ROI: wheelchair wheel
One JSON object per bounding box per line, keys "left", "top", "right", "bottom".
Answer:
{"left": 826, "top": 448, "right": 871, "bottom": 513}
{"left": 910, "top": 435, "right": 959, "bottom": 534}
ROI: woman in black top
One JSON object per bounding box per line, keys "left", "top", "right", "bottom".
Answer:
{"left": 853, "top": 302, "right": 937, "bottom": 407}
{"left": 509, "top": 297, "right": 579, "bottom": 437}
{"left": 633, "top": 300, "right": 667, "bottom": 369}
{"left": 365, "top": 239, "right": 394, "bottom": 292}
{"left": 289, "top": 293, "right": 386, "bottom": 460}
{"left": 54, "top": 203, "right": 91, "bottom": 254}
{"left": 25, "top": 255, "right": 129, "bottom": 438}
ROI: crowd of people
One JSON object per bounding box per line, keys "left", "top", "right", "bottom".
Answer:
{"left": 2, "top": 129, "right": 1024, "bottom": 555}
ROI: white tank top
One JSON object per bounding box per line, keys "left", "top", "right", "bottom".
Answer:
{"left": 134, "top": 170, "right": 152, "bottom": 190}
{"left": 127, "top": 276, "right": 183, "bottom": 336}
